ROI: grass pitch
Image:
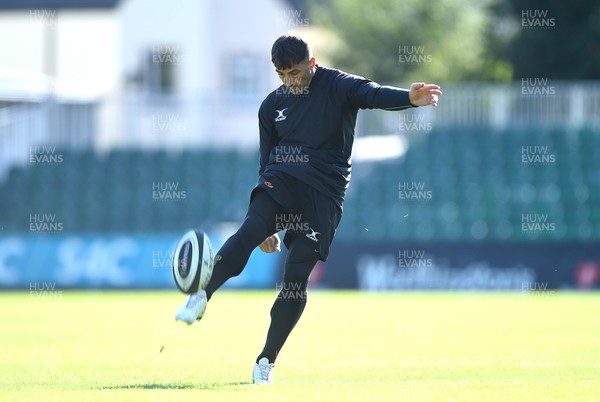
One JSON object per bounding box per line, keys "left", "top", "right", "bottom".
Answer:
{"left": 1, "top": 290, "right": 598, "bottom": 401}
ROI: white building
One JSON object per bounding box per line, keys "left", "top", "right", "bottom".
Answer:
{"left": 0, "top": 0, "right": 304, "bottom": 176}
{"left": 116, "top": 0, "right": 294, "bottom": 151}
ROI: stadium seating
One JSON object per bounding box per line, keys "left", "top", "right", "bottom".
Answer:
{"left": 0, "top": 124, "right": 598, "bottom": 242}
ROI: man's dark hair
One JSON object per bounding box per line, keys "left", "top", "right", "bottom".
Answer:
{"left": 271, "top": 34, "right": 311, "bottom": 70}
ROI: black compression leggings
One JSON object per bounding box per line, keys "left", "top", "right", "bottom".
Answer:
{"left": 205, "top": 189, "right": 283, "bottom": 299}
{"left": 257, "top": 240, "right": 320, "bottom": 364}
{"left": 204, "top": 189, "right": 320, "bottom": 363}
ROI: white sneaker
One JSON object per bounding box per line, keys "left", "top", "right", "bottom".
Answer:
{"left": 175, "top": 290, "right": 207, "bottom": 325}
{"left": 252, "top": 357, "right": 274, "bottom": 384}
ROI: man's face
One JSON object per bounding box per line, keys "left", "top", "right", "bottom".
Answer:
{"left": 275, "top": 57, "right": 315, "bottom": 95}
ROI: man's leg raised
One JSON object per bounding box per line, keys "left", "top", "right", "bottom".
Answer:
{"left": 205, "top": 189, "right": 282, "bottom": 299}
{"left": 176, "top": 189, "right": 281, "bottom": 323}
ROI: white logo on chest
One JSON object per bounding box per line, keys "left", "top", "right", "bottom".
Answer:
{"left": 275, "top": 108, "right": 288, "bottom": 122}
{"left": 306, "top": 228, "right": 320, "bottom": 242}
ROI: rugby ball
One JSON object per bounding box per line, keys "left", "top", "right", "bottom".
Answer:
{"left": 172, "top": 229, "right": 214, "bottom": 294}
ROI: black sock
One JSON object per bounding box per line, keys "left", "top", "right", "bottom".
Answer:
{"left": 256, "top": 286, "right": 307, "bottom": 363}
{"left": 257, "top": 242, "right": 319, "bottom": 364}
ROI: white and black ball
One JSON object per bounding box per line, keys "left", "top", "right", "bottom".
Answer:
{"left": 172, "top": 229, "right": 214, "bottom": 294}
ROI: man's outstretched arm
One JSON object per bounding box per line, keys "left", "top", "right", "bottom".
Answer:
{"left": 346, "top": 76, "right": 442, "bottom": 110}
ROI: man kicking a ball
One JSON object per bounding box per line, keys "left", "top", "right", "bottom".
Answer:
{"left": 176, "top": 34, "right": 442, "bottom": 384}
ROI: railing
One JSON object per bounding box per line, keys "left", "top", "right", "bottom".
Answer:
{"left": 355, "top": 81, "right": 600, "bottom": 136}
{"left": 1, "top": 81, "right": 599, "bottom": 179}
{"left": 0, "top": 100, "right": 95, "bottom": 179}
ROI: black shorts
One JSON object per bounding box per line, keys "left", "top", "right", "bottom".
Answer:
{"left": 251, "top": 171, "right": 342, "bottom": 261}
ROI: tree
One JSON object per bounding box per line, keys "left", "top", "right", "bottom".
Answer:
{"left": 307, "top": 0, "right": 512, "bottom": 83}
{"left": 504, "top": 0, "right": 600, "bottom": 79}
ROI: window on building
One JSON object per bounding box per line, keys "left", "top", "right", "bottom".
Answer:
{"left": 225, "top": 54, "right": 261, "bottom": 101}
{"left": 143, "top": 45, "right": 178, "bottom": 94}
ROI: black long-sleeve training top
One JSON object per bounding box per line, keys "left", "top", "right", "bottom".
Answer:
{"left": 258, "top": 65, "right": 415, "bottom": 207}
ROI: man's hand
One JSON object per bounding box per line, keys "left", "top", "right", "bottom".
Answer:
{"left": 409, "top": 83, "right": 443, "bottom": 107}
{"left": 259, "top": 234, "right": 281, "bottom": 253}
